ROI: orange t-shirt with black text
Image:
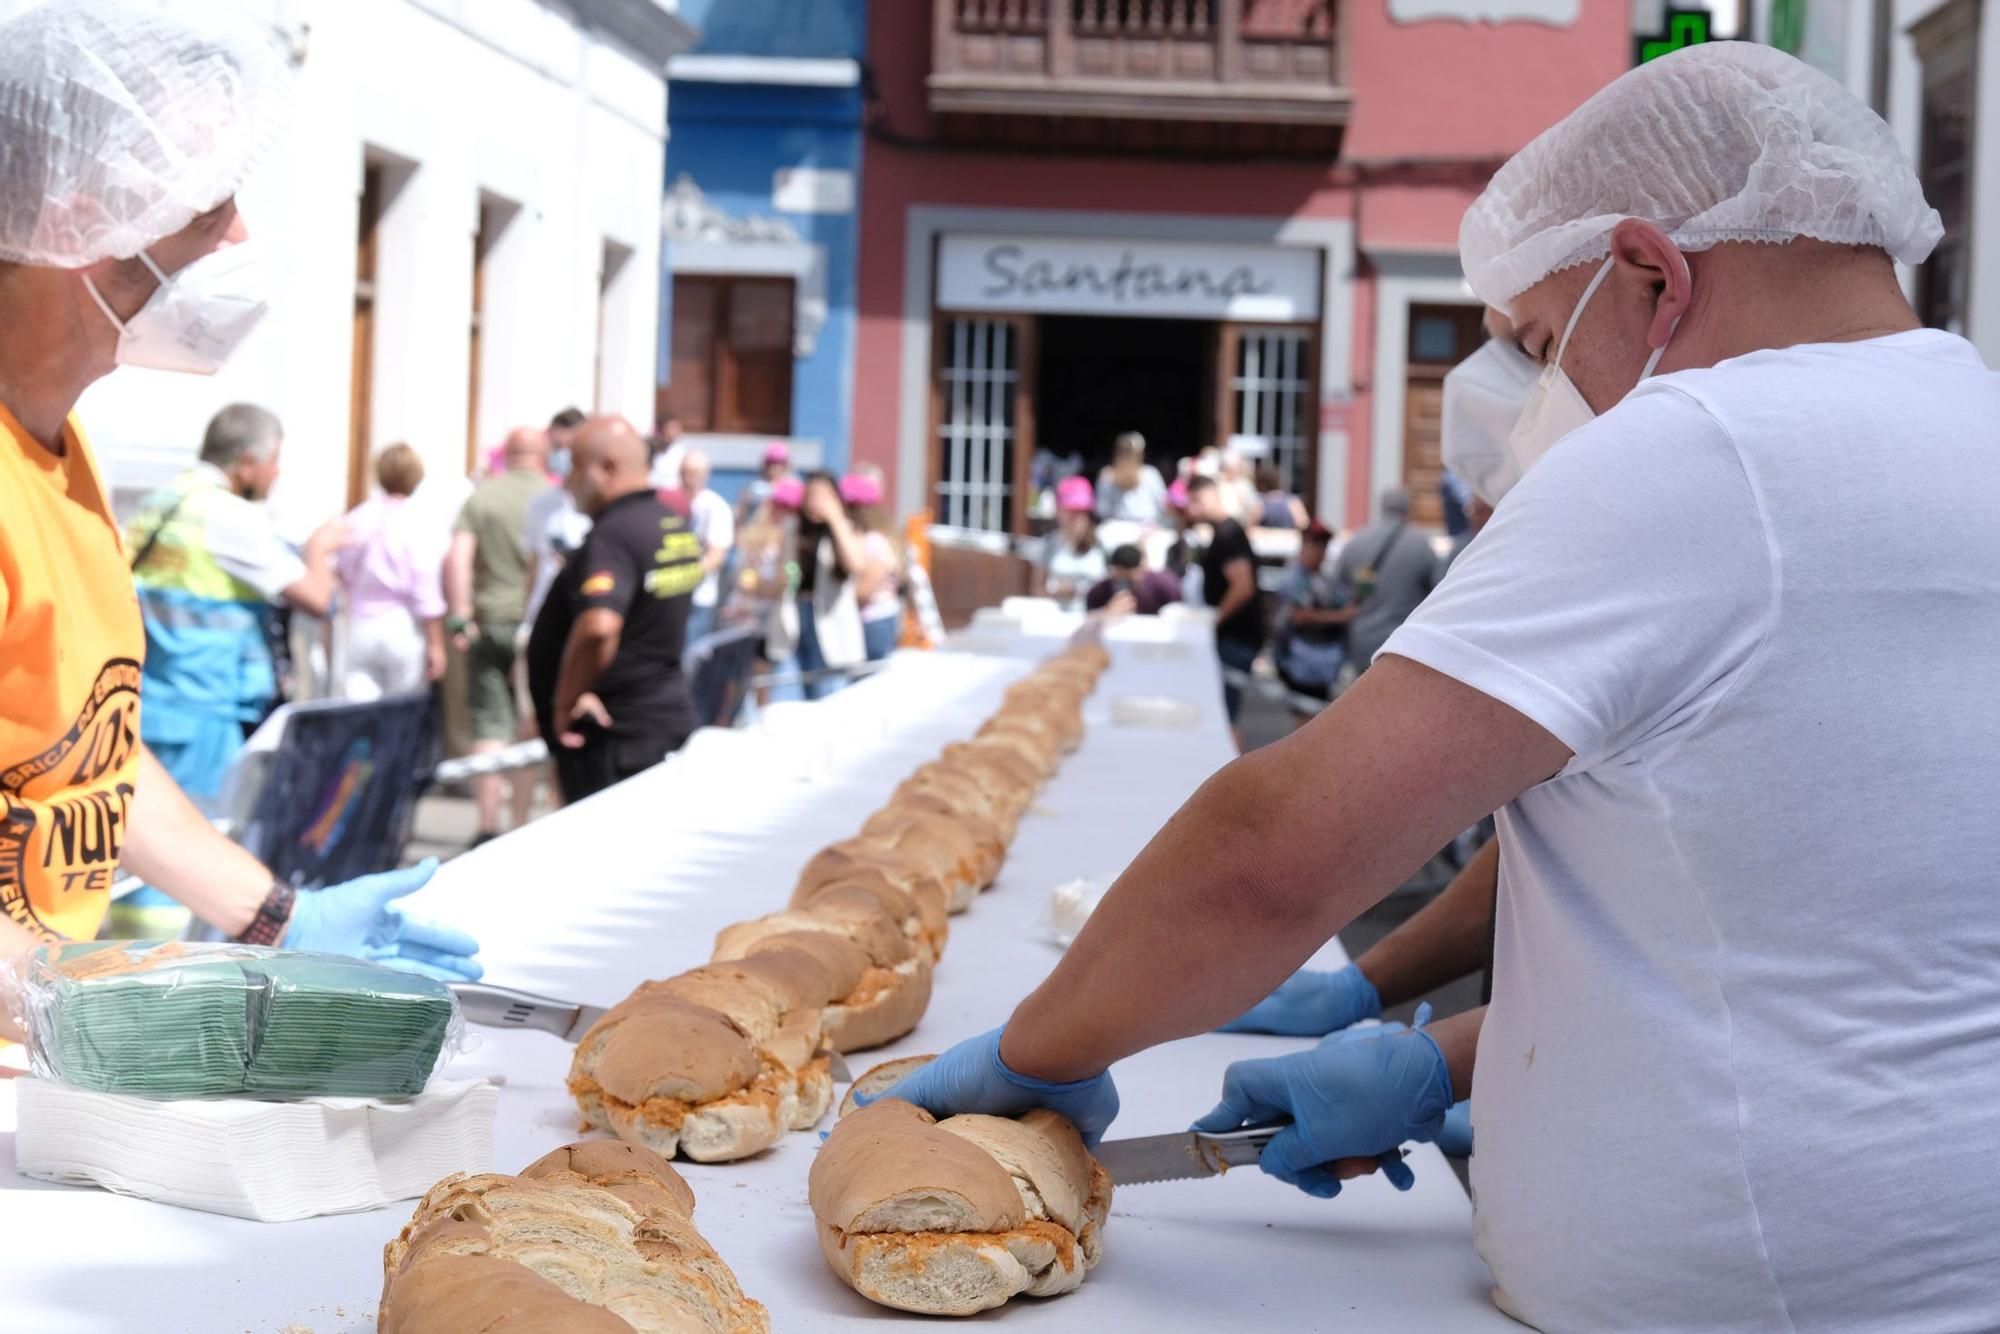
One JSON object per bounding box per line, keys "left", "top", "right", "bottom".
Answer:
{"left": 0, "top": 406, "right": 145, "bottom": 942}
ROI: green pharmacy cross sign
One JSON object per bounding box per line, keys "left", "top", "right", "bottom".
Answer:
{"left": 1767, "top": 0, "right": 1806, "bottom": 53}
{"left": 1637, "top": 6, "right": 1714, "bottom": 64}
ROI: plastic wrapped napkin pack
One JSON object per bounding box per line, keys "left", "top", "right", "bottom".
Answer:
{"left": 8, "top": 941, "right": 463, "bottom": 1100}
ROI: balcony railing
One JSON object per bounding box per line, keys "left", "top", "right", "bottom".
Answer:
{"left": 931, "top": 0, "right": 1347, "bottom": 126}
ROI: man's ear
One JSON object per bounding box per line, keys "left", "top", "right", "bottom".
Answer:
{"left": 1609, "top": 218, "right": 1691, "bottom": 351}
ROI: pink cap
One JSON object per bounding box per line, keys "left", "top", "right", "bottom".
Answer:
{"left": 1055, "top": 476, "right": 1095, "bottom": 513}
{"left": 1166, "top": 478, "right": 1190, "bottom": 509}
{"left": 771, "top": 477, "right": 805, "bottom": 510}
{"left": 838, "top": 473, "right": 882, "bottom": 507}
{"left": 762, "top": 441, "right": 791, "bottom": 466}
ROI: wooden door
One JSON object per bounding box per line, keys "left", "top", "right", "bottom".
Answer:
{"left": 347, "top": 163, "right": 383, "bottom": 509}
{"left": 1401, "top": 303, "right": 1487, "bottom": 528}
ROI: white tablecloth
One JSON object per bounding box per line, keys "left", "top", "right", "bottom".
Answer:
{"left": 0, "top": 610, "right": 1509, "bottom": 1332}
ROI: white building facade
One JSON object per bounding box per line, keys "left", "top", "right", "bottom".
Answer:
{"left": 1747, "top": 0, "right": 2000, "bottom": 367}
{"left": 3, "top": 0, "right": 690, "bottom": 534}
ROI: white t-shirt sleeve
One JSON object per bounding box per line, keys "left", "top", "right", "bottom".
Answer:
{"left": 695, "top": 492, "right": 735, "bottom": 552}
{"left": 205, "top": 495, "right": 307, "bottom": 601}
{"left": 1380, "top": 385, "right": 1776, "bottom": 771}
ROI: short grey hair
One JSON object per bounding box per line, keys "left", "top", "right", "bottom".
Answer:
{"left": 200, "top": 403, "right": 283, "bottom": 469}
{"left": 1379, "top": 487, "right": 1411, "bottom": 520}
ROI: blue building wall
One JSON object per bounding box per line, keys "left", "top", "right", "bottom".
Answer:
{"left": 663, "top": 0, "right": 866, "bottom": 481}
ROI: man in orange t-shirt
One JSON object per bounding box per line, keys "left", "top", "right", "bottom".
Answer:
{"left": 0, "top": 2, "right": 479, "bottom": 983}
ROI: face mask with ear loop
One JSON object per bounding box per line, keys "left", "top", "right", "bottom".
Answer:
{"left": 81, "top": 241, "right": 270, "bottom": 376}
{"left": 1505, "top": 252, "right": 1685, "bottom": 480}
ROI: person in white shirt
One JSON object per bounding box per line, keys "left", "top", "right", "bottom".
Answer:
{"left": 679, "top": 447, "right": 733, "bottom": 647}
{"left": 647, "top": 414, "right": 686, "bottom": 493}
{"left": 1041, "top": 476, "right": 1107, "bottom": 610}
{"left": 1093, "top": 430, "right": 1167, "bottom": 525}
{"left": 861, "top": 44, "right": 2000, "bottom": 1332}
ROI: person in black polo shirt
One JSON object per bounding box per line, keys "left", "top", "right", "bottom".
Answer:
{"left": 1185, "top": 475, "right": 1265, "bottom": 748}
{"left": 526, "top": 417, "right": 701, "bottom": 804}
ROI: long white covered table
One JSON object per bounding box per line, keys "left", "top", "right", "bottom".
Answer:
{"left": 1, "top": 608, "right": 1510, "bottom": 1332}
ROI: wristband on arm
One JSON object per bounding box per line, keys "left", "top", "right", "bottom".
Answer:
{"left": 232, "top": 880, "right": 296, "bottom": 946}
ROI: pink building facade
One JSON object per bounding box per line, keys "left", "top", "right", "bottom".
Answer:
{"left": 852, "top": 2, "right": 1631, "bottom": 531}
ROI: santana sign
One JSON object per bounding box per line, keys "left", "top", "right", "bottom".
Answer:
{"left": 936, "top": 235, "right": 1321, "bottom": 321}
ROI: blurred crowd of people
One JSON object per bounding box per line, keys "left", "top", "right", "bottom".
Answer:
{"left": 1033, "top": 427, "right": 1464, "bottom": 747}
{"left": 126, "top": 404, "right": 920, "bottom": 848}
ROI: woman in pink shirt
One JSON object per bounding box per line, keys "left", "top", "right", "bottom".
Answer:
{"left": 336, "top": 444, "right": 449, "bottom": 699}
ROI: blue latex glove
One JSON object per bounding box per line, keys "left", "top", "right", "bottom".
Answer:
{"left": 852, "top": 1026, "right": 1120, "bottom": 1147}
{"left": 283, "top": 860, "right": 484, "bottom": 982}
{"left": 1436, "top": 1098, "right": 1473, "bottom": 1159}
{"left": 1219, "top": 963, "right": 1382, "bottom": 1036}
{"left": 1192, "top": 1004, "right": 1452, "bottom": 1198}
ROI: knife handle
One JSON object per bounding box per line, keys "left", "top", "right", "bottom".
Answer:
{"left": 450, "top": 982, "right": 578, "bottom": 1036}
{"left": 1195, "top": 1121, "right": 1408, "bottom": 1174}
{"left": 1194, "top": 1120, "right": 1290, "bottom": 1169}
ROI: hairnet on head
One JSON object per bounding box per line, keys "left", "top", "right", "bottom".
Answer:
{"left": 0, "top": 0, "right": 288, "bottom": 268}
{"left": 1460, "top": 43, "right": 1944, "bottom": 310}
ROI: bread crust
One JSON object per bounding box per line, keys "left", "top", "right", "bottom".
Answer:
{"left": 807, "top": 1092, "right": 1112, "bottom": 1316}
{"left": 380, "top": 1143, "right": 768, "bottom": 1333}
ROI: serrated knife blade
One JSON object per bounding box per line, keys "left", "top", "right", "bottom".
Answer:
{"left": 1093, "top": 1122, "right": 1286, "bottom": 1185}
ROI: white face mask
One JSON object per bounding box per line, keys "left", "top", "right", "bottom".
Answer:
{"left": 1505, "top": 257, "right": 1678, "bottom": 481}
{"left": 83, "top": 241, "right": 269, "bottom": 375}
{"left": 1442, "top": 335, "right": 1539, "bottom": 505}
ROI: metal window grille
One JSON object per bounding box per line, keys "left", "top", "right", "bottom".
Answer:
{"left": 935, "top": 318, "right": 1019, "bottom": 533}
{"left": 1230, "top": 329, "right": 1310, "bottom": 494}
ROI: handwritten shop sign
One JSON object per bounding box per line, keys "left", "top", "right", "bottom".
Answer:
{"left": 937, "top": 235, "right": 1321, "bottom": 321}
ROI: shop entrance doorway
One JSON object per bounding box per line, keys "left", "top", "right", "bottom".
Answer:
{"left": 928, "top": 310, "right": 1319, "bottom": 537}
{"left": 1036, "top": 315, "right": 1213, "bottom": 485}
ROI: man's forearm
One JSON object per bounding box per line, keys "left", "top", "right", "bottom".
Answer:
{"left": 120, "top": 747, "right": 273, "bottom": 937}
{"left": 1214, "top": 566, "right": 1255, "bottom": 626}
{"left": 445, "top": 535, "right": 475, "bottom": 622}
{"left": 1001, "top": 657, "right": 1568, "bottom": 1082}
{"left": 1355, "top": 835, "right": 1498, "bottom": 1009}
{"left": 1428, "top": 1004, "right": 1484, "bottom": 1098}
{"left": 552, "top": 620, "right": 620, "bottom": 720}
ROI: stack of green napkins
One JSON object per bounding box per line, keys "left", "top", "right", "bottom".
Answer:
{"left": 241, "top": 955, "right": 453, "bottom": 1097}
{"left": 23, "top": 942, "right": 457, "bottom": 1100}
{"left": 38, "top": 951, "right": 253, "bottom": 1097}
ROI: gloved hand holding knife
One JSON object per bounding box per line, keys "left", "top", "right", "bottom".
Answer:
{"left": 1188, "top": 1005, "right": 1453, "bottom": 1197}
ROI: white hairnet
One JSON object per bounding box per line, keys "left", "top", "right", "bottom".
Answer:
{"left": 0, "top": 0, "right": 287, "bottom": 268}
{"left": 1461, "top": 43, "right": 1943, "bottom": 309}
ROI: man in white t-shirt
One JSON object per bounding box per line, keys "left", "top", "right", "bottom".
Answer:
{"left": 647, "top": 414, "right": 686, "bottom": 493}
{"left": 679, "top": 448, "right": 733, "bottom": 646}
{"left": 861, "top": 45, "right": 2000, "bottom": 1330}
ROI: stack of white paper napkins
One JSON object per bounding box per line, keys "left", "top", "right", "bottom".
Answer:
{"left": 13, "top": 1076, "right": 497, "bottom": 1222}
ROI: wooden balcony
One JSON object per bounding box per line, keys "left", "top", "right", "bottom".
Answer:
{"left": 929, "top": 0, "right": 1348, "bottom": 131}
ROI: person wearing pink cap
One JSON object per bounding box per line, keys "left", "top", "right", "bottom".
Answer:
{"left": 736, "top": 440, "right": 796, "bottom": 526}
{"left": 839, "top": 470, "right": 904, "bottom": 660}
{"left": 769, "top": 473, "right": 878, "bottom": 700}
{"left": 1042, "top": 476, "right": 1106, "bottom": 611}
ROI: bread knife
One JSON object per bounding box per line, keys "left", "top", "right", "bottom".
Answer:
{"left": 1094, "top": 1122, "right": 1407, "bottom": 1187}
{"left": 449, "top": 982, "right": 855, "bottom": 1080}
{"left": 452, "top": 983, "right": 608, "bottom": 1042}
{"left": 1093, "top": 1122, "right": 1286, "bottom": 1186}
